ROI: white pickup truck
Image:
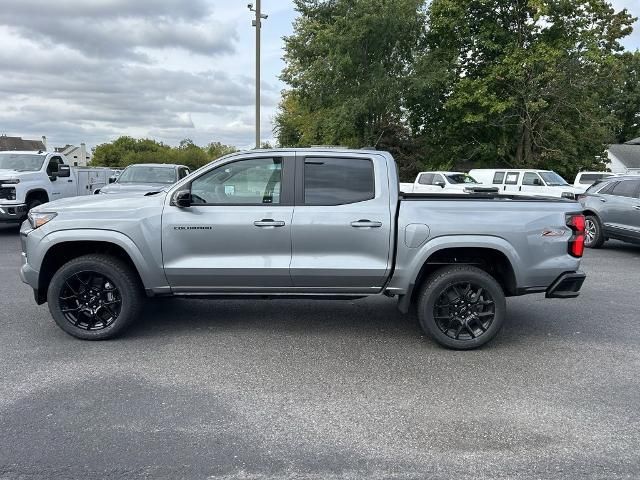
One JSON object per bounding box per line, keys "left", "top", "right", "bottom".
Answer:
{"left": 400, "top": 171, "right": 488, "bottom": 194}
{"left": 0, "top": 151, "right": 113, "bottom": 223}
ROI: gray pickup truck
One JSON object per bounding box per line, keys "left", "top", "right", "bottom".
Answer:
{"left": 19, "top": 148, "right": 586, "bottom": 349}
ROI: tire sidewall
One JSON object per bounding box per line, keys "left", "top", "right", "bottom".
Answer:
{"left": 47, "top": 257, "right": 138, "bottom": 340}
{"left": 419, "top": 267, "right": 506, "bottom": 350}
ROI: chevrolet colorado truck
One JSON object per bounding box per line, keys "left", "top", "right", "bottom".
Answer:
{"left": 19, "top": 148, "right": 586, "bottom": 349}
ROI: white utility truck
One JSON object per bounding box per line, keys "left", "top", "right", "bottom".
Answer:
{"left": 0, "top": 151, "right": 113, "bottom": 223}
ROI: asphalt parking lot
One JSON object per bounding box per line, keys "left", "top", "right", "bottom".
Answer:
{"left": 0, "top": 224, "right": 639, "bottom": 480}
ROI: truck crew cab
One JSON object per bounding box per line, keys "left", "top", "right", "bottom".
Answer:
{"left": 19, "top": 148, "right": 586, "bottom": 350}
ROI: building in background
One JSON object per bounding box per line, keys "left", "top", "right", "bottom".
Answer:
{"left": 54, "top": 143, "right": 92, "bottom": 166}
{"left": 608, "top": 138, "right": 640, "bottom": 175}
{"left": 0, "top": 134, "right": 46, "bottom": 151}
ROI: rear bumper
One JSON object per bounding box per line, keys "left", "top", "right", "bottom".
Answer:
{"left": 0, "top": 203, "right": 27, "bottom": 222}
{"left": 545, "top": 271, "right": 586, "bottom": 299}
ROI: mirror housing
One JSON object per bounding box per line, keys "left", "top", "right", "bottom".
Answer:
{"left": 57, "top": 165, "right": 71, "bottom": 178}
{"left": 434, "top": 181, "right": 446, "bottom": 188}
{"left": 108, "top": 176, "right": 117, "bottom": 184}
{"left": 173, "top": 189, "right": 192, "bottom": 208}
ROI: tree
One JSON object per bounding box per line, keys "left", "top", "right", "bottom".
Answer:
{"left": 275, "top": 0, "right": 426, "bottom": 172}
{"left": 608, "top": 51, "right": 640, "bottom": 143}
{"left": 91, "top": 137, "right": 237, "bottom": 170}
{"left": 409, "top": 0, "right": 636, "bottom": 178}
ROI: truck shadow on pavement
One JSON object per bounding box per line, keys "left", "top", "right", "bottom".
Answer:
{"left": 126, "top": 296, "right": 426, "bottom": 342}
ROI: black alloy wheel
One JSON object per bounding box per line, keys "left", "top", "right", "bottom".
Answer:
{"left": 433, "top": 281, "right": 495, "bottom": 341}
{"left": 58, "top": 271, "right": 122, "bottom": 331}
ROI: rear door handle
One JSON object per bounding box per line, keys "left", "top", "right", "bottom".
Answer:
{"left": 254, "top": 219, "right": 285, "bottom": 228}
{"left": 600, "top": 198, "right": 607, "bottom": 202}
{"left": 351, "top": 220, "right": 383, "bottom": 228}
{"left": 634, "top": 206, "right": 640, "bottom": 211}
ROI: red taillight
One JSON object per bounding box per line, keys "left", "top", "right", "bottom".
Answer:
{"left": 566, "top": 214, "right": 586, "bottom": 258}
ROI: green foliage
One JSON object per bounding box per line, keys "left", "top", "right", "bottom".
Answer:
{"left": 276, "top": 0, "right": 638, "bottom": 181}
{"left": 91, "top": 137, "right": 237, "bottom": 170}
{"left": 275, "top": 0, "right": 426, "bottom": 177}
{"left": 608, "top": 51, "right": 640, "bottom": 143}
{"left": 411, "top": 0, "right": 635, "bottom": 179}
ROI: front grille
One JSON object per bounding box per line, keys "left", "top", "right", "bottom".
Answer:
{"left": 0, "top": 187, "right": 16, "bottom": 200}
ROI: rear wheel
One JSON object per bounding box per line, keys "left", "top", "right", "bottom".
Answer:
{"left": 47, "top": 254, "right": 143, "bottom": 340}
{"left": 417, "top": 265, "right": 506, "bottom": 350}
{"left": 584, "top": 215, "right": 605, "bottom": 248}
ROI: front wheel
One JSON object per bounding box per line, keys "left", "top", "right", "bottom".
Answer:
{"left": 47, "top": 254, "right": 143, "bottom": 340}
{"left": 417, "top": 265, "right": 506, "bottom": 350}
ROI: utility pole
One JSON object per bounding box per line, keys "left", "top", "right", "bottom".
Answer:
{"left": 248, "top": 2, "right": 268, "bottom": 149}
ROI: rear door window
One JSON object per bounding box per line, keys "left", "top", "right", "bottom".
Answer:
{"left": 492, "top": 172, "right": 505, "bottom": 184}
{"left": 611, "top": 180, "right": 640, "bottom": 198}
{"left": 304, "top": 157, "right": 375, "bottom": 206}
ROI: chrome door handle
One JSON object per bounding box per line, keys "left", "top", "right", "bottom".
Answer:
{"left": 634, "top": 206, "right": 640, "bottom": 211}
{"left": 600, "top": 198, "right": 607, "bottom": 202}
{"left": 351, "top": 220, "right": 383, "bottom": 228}
{"left": 254, "top": 219, "right": 285, "bottom": 227}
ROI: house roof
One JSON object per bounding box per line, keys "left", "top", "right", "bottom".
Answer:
{"left": 609, "top": 144, "right": 640, "bottom": 169}
{"left": 0, "top": 135, "right": 45, "bottom": 151}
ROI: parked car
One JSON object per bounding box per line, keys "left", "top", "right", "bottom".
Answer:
{"left": 469, "top": 169, "right": 582, "bottom": 199}
{"left": 0, "top": 150, "right": 113, "bottom": 223}
{"left": 401, "top": 171, "right": 483, "bottom": 194}
{"left": 96, "top": 163, "right": 190, "bottom": 195}
{"left": 573, "top": 171, "right": 617, "bottom": 191}
{"left": 579, "top": 175, "right": 640, "bottom": 248}
{"left": 20, "top": 148, "right": 586, "bottom": 350}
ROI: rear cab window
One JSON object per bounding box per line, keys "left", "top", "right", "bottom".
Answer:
{"left": 303, "top": 157, "right": 375, "bottom": 205}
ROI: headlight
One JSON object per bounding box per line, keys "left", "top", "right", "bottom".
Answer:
{"left": 561, "top": 192, "right": 576, "bottom": 200}
{"left": 28, "top": 211, "right": 57, "bottom": 229}
{"left": 0, "top": 179, "right": 20, "bottom": 185}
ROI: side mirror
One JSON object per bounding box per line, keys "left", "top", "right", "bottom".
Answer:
{"left": 434, "top": 181, "right": 446, "bottom": 188}
{"left": 57, "top": 165, "right": 71, "bottom": 178}
{"left": 173, "top": 189, "right": 192, "bottom": 208}
{"left": 108, "top": 176, "right": 116, "bottom": 184}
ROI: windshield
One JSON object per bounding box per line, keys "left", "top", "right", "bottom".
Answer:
{"left": 0, "top": 153, "right": 45, "bottom": 172}
{"left": 117, "top": 166, "right": 177, "bottom": 184}
{"left": 539, "top": 171, "right": 570, "bottom": 186}
{"left": 446, "top": 174, "right": 479, "bottom": 184}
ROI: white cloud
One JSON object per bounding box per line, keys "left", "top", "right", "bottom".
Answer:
{"left": 0, "top": 0, "right": 296, "bottom": 150}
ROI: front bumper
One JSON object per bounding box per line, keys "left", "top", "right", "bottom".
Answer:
{"left": 0, "top": 203, "right": 27, "bottom": 222}
{"left": 546, "top": 271, "right": 586, "bottom": 299}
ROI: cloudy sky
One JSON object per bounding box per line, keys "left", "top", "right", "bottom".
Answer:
{"left": 0, "top": 0, "right": 638, "bottom": 151}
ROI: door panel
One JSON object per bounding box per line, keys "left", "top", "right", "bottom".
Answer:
{"left": 162, "top": 205, "right": 294, "bottom": 289}
{"left": 601, "top": 180, "right": 640, "bottom": 237}
{"left": 290, "top": 154, "right": 393, "bottom": 292}
{"left": 161, "top": 155, "right": 295, "bottom": 291}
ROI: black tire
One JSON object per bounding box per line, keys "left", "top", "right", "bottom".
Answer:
{"left": 47, "top": 254, "right": 143, "bottom": 340}
{"left": 417, "top": 265, "right": 506, "bottom": 350}
{"left": 26, "top": 198, "right": 42, "bottom": 212}
{"left": 584, "top": 214, "right": 605, "bottom": 249}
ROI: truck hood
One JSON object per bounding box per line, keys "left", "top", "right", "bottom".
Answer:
{"left": 99, "top": 183, "right": 171, "bottom": 195}
{"left": 0, "top": 169, "right": 40, "bottom": 182}
{"left": 33, "top": 190, "right": 168, "bottom": 214}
